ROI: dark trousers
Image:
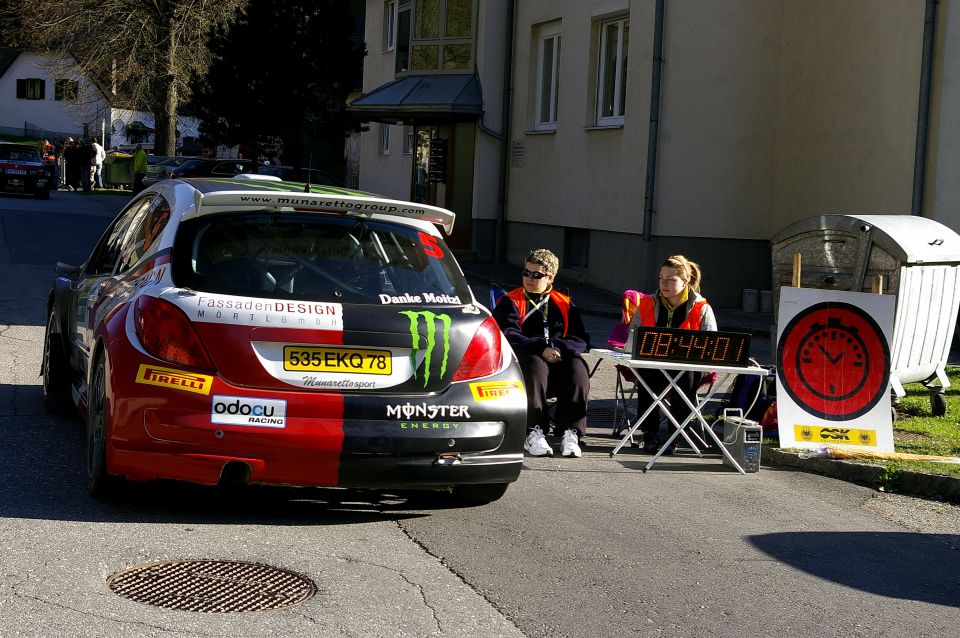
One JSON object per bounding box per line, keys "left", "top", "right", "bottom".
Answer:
{"left": 517, "top": 351, "right": 590, "bottom": 437}
{"left": 636, "top": 369, "right": 701, "bottom": 446}
{"left": 133, "top": 173, "right": 146, "bottom": 194}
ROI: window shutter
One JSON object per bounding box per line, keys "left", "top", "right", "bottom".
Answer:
{"left": 38, "top": 80, "right": 45, "bottom": 99}
{"left": 16, "top": 79, "right": 25, "bottom": 98}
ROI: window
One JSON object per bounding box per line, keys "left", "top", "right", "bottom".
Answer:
{"left": 54, "top": 79, "right": 79, "bottom": 101}
{"left": 564, "top": 228, "right": 590, "bottom": 270}
{"left": 596, "top": 17, "right": 629, "bottom": 126}
{"left": 117, "top": 197, "right": 172, "bottom": 273}
{"left": 15, "top": 78, "right": 45, "bottom": 100}
{"left": 383, "top": 0, "right": 398, "bottom": 52}
{"left": 86, "top": 196, "right": 155, "bottom": 275}
{"left": 395, "top": 0, "right": 412, "bottom": 73}
{"left": 535, "top": 24, "right": 561, "bottom": 130}
{"left": 410, "top": 0, "right": 473, "bottom": 71}
{"left": 403, "top": 126, "right": 414, "bottom": 154}
{"left": 379, "top": 124, "right": 391, "bottom": 155}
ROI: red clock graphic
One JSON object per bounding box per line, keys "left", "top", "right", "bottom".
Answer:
{"left": 777, "top": 302, "right": 890, "bottom": 420}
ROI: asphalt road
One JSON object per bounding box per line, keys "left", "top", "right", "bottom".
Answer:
{"left": 0, "top": 189, "right": 958, "bottom": 637}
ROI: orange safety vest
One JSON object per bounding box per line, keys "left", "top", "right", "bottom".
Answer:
{"left": 636, "top": 294, "right": 707, "bottom": 330}
{"left": 504, "top": 288, "right": 572, "bottom": 336}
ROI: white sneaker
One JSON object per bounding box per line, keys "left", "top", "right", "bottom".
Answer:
{"left": 524, "top": 426, "right": 553, "bottom": 456}
{"left": 561, "top": 429, "right": 582, "bottom": 458}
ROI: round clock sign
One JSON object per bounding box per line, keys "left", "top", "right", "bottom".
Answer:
{"left": 777, "top": 301, "right": 890, "bottom": 420}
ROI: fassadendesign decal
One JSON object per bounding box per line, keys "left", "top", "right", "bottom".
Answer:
{"left": 469, "top": 381, "right": 525, "bottom": 401}
{"left": 211, "top": 395, "right": 286, "bottom": 428}
{"left": 136, "top": 364, "right": 213, "bottom": 395}
{"left": 399, "top": 310, "right": 451, "bottom": 386}
{"left": 176, "top": 292, "right": 342, "bottom": 330}
{"left": 379, "top": 293, "right": 462, "bottom": 305}
{"left": 386, "top": 403, "right": 471, "bottom": 419}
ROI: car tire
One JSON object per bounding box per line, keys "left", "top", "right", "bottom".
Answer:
{"left": 451, "top": 482, "right": 510, "bottom": 505}
{"left": 42, "top": 313, "right": 73, "bottom": 415}
{"left": 87, "top": 354, "right": 121, "bottom": 499}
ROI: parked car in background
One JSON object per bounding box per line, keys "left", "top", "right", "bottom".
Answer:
{"left": 0, "top": 142, "right": 52, "bottom": 199}
{"left": 143, "top": 156, "right": 196, "bottom": 187}
{"left": 257, "top": 165, "right": 342, "bottom": 186}
{"left": 42, "top": 178, "right": 524, "bottom": 504}
{"left": 169, "top": 158, "right": 253, "bottom": 179}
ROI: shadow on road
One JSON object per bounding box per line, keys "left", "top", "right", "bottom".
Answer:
{"left": 749, "top": 531, "right": 960, "bottom": 607}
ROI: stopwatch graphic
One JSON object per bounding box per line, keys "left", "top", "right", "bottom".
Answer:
{"left": 777, "top": 302, "right": 890, "bottom": 420}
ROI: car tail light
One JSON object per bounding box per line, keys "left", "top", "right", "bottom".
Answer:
{"left": 451, "top": 317, "right": 503, "bottom": 381}
{"left": 134, "top": 296, "right": 214, "bottom": 370}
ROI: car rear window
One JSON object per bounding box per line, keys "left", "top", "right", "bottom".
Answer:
{"left": 0, "top": 146, "right": 41, "bottom": 161}
{"left": 172, "top": 213, "right": 472, "bottom": 305}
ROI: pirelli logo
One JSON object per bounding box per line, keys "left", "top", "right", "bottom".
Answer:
{"left": 136, "top": 364, "right": 213, "bottom": 395}
{"left": 469, "top": 381, "right": 525, "bottom": 402}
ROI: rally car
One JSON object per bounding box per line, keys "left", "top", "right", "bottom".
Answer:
{"left": 0, "top": 142, "right": 52, "bottom": 199}
{"left": 43, "top": 177, "right": 526, "bottom": 503}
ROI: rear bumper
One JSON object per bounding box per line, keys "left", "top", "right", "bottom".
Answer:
{"left": 106, "top": 348, "right": 527, "bottom": 489}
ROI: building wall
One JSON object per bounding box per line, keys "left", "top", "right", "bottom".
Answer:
{"left": 928, "top": 0, "right": 960, "bottom": 231}
{"left": 0, "top": 52, "right": 109, "bottom": 139}
{"left": 506, "top": 0, "right": 926, "bottom": 307}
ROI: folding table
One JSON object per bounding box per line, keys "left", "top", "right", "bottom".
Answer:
{"left": 590, "top": 348, "right": 769, "bottom": 473}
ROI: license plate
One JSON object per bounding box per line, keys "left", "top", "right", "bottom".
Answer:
{"left": 283, "top": 346, "right": 392, "bottom": 374}
{"left": 6, "top": 169, "right": 27, "bottom": 175}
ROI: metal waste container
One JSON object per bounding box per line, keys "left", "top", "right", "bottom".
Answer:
{"left": 102, "top": 153, "right": 131, "bottom": 188}
{"left": 771, "top": 214, "right": 960, "bottom": 415}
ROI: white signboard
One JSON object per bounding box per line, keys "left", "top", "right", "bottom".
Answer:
{"left": 776, "top": 287, "right": 895, "bottom": 451}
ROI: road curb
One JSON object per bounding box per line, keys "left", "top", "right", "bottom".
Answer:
{"left": 763, "top": 446, "right": 960, "bottom": 504}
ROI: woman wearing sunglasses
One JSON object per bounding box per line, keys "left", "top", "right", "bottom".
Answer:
{"left": 627, "top": 254, "right": 717, "bottom": 453}
{"left": 492, "top": 249, "right": 591, "bottom": 458}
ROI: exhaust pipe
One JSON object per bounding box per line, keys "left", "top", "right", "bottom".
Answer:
{"left": 219, "top": 461, "right": 251, "bottom": 486}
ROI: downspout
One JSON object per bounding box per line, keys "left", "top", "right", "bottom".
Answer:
{"left": 642, "top": 0, "right": 665, "bottom": 240}
{"left": 912, "top": 0, "right": 938, "bottom": 216}
{"left": 494, "top": 0, "right": 516, "bottom": 262}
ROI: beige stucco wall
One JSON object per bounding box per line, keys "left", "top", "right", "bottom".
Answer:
{"left": 508, "top": 0, "right": 925, "bottom": 243}
{"left": 770, "top": 0, "right": 923, "bottom": 233}
{"left": 928, "top": 0, "right": 960, "bottom": 232}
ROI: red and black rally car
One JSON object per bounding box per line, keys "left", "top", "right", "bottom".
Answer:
{"left": 0, "top": 142, "right": 52, "bottom": 199}
{"left": 43, "top": 177, "right": 526, "bottom": 503}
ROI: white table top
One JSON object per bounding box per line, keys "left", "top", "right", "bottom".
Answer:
{"left": 589, "top": 348, "right": 770, "bottom": 376}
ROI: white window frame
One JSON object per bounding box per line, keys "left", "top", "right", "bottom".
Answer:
{"left": 596, "top": 16, "right": 629, "bottom": 126}
{"left": 402, "top": 125, "right": 414, "bottom": 154}
{"left": 535, "top": 24, "right": 561, "bottom": 131}
{"left": 383, "top": 0, "right": 398, "bottom": 52}
{"left": 379, "top": 124, "right": 391, "bottom": 155}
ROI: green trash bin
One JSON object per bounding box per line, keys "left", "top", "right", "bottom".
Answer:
{"left": 103, "top": 153, "right": 132, "bottom": 189}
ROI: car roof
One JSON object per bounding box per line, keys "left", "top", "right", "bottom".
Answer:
{"left": 159, "top": 178, "right": 457, "bottom": 234}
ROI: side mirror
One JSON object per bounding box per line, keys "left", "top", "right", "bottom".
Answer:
{"left": 55, "top": 262, "right": 81, "bottom": 276}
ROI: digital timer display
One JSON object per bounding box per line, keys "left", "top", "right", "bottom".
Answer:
{"left": 630, "top": 326, "right": 751, "bottom": 365}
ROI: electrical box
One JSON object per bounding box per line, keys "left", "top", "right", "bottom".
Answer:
{"left": 721, "top": 409, "right": 762, "bottom": 473}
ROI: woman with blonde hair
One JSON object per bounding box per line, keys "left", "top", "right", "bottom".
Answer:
{"left": 627, "top": 255, "right": 717, "bottom": 453}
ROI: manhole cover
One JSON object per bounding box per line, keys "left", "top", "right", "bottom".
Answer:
{"left": 107, "top": 560, "right": 316, "bottom": 613}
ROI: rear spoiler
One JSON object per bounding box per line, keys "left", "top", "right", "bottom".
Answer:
{"left": 191, "top": 190, "right": 456, "bottom": 235}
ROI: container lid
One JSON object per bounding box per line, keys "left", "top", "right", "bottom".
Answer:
{"left": 771, "top": 214, "right": 960, "bottom": 264}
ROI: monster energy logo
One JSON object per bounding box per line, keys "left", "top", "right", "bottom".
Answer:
{"left": 399, "top": 310, "right": 451, "bottom": 386}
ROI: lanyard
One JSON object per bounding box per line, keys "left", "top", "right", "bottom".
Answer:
{"left": 523, "top": 291, "right": 551, "bottom": 339}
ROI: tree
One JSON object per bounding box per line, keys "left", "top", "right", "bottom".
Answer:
{"left": 190, "top": 0, "right": 364, "bottom": 171}
{"left": 3, "top": 0, "right": 244, "bottom": 155}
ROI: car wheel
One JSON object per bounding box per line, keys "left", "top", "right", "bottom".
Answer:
{"left": 87, "top": 355, "right": 120, "bottom": 498}
{"left": 451, "top": 482, "right": 510, "bottom": 505}
{"left": 42, "top": 313, "right": 73, "bottom": 415}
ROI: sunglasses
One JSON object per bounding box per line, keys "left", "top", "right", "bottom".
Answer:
{"left": 522, "top": 269, "right": 549, "bottom": 280}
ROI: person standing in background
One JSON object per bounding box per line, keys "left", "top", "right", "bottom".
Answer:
{"left": 131, "top": 143, "right": 148, "bottom": 193}
{"left": 91, "top": 137, "right": 106, "bottom": 189}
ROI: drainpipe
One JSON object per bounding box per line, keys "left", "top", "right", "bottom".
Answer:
{"left": 642, "top": 0, "right": 665, "bottom": 240}
{"left": 912, "top": 0, "right": 938, "bottom": 216}
{"left": 493, "top": 0, "right": 516, "bottom": 262}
